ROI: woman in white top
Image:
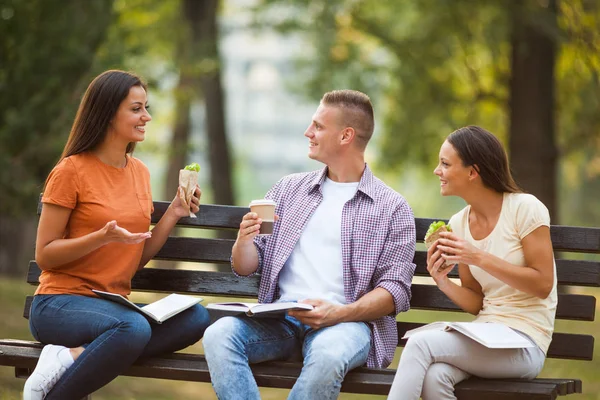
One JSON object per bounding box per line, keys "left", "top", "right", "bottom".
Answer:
{"left": 387, "top": 126, "right": 557, "bottom": 400}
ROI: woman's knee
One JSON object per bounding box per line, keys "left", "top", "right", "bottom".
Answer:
{"left": 183, "top": 305, "right": 211, "bottom": 336}
{"left": 118, "top": 312, "right": 152, "bottom": 344}
{"left": 422, "top": 363, "right": 468, "bottom": 400}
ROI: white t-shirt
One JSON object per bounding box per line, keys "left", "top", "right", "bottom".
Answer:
{"left": 449, "top": 192, "right": 557, "bottom": 354}
{"left": 278, "top": 178, "right": 359, "bottom": 305}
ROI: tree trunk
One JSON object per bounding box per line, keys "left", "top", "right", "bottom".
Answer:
{"left": 509, "top": 0, "right": 558, "bottom": 221}
{"left": 185, "top": 0, "right": 235, "bottom": 243}
{"left": 164, "top": 77, "right": 193, "bottom": 202}
{"left": 185, "top": 0, "right": 234, "bottom": 207}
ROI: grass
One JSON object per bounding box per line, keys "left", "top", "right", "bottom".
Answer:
{"left": 0, "top": 278, "right": 598, "bottom": 399}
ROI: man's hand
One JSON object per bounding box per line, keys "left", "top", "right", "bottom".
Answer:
{"left": 288, "top": 299, "right": 344, "bottom": 329}
{"left": 237, "top": 212, "right": 262, "bottom": 243}
{"left": 236, "top": 212, "right": 279, "bottom": 243}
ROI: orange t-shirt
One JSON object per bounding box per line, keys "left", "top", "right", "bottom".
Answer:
{"left": 36, "top": 152, "right": 153, "bottom": 297}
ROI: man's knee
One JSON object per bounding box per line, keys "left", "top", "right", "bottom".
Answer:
{"left": 203, "top": 316, "right": 241, "bottom": 356}
{"left": 305, "top": 327, "right": 370, "bottom": 381}
{"left": 304, "top": 349, "right": 350, "bottom": 383}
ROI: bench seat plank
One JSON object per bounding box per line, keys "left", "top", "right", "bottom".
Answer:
{"left": 0, "top": 340, "right": 579, "bottom": 398}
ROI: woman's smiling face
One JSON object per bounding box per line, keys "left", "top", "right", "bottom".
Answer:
{"left": 110, "top": 85, "right": 151, "bottom": 144}
{"left": 434, "top": 140, "right": 472, "bottom": 196}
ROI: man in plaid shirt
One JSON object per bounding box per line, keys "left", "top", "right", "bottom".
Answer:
{"left": 204, "top": 90, "right": 416, "bottom": 400}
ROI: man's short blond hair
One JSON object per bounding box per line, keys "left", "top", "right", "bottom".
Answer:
{"left": 321, "top": 90, "right": 374, "bottom": 150}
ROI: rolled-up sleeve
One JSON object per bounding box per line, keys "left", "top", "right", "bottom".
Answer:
{"left": 373, "top": 200, "right": 416, "bottom": 315}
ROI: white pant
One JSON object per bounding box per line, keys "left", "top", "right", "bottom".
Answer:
{"left": 387, "top": 329, "right": 546, "bottom": 400}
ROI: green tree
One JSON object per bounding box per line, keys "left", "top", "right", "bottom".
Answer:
{"left": 0, "top": 0, "right": 114, "bottom": 275}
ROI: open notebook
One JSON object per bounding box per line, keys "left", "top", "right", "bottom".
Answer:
{"left": 206, "top": 302, "right": 313, "bottom": 317}
{"left": 402, "top": 322, "right": 535, "bottom": 349}
{"left": 92, "top": 290, "right": 201, "bottom": 324}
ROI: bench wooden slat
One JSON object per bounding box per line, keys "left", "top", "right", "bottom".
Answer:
{"left": 37, "top": 200, "right": 600, "bottom": 253}
{"left": 155, "top": 237, "right": 233, "bottom": 263}
{"left": 454, "top": 379, "right": 558, "bottom": 400}
{"left": 410, "top": 285, "right": 596, "bottom": 321}
{"left": 152, "top": 203, "right": 247, "bottom": 230}
{"left": 413, "top": 252, "right": 600, "bottom": 287}
{"left": 415, "top": 218, "right": 600, "bottom": 253}
{"left": 0, "top": 340, "right": 579, "bottom": 398}
{"left": 26, "top": 263, "right": 596, "bottom": 321}
{"left": 112, "top": 201, "right": 600, "bottom": 253}
{"left": 20, "top": 296, "right": 595, "bottom": 361}
{"left": 28, "top": 248, "right": 600, "bottom": 291}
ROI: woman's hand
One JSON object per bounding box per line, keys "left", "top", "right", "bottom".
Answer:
{"left": 437, "top": 231, "right": 483, "bottom": 267}
{"left": 170, "top": 185, "right": 201, "bottom": 218}
{"left": 426, "top": 239, "right": 454, "bottom": 287}
{"left": 102, "top": 220, "right": 151, "bottom": 244}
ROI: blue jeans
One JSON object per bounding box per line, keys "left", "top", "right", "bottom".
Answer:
{"left": 29, "top": 294, "right": 210, "bottom": 400}
{"left": 203, "top": 314, "right": 372, "bottom": 400}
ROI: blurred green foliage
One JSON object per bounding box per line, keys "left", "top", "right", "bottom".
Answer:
{"left": 252, "top": 0, "right": 600, "bottom": 225}
{"left": 0, "top": 0, "right": 114, "bottom": 216}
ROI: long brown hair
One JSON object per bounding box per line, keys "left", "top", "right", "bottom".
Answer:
{"left": 447, "top": 126, "right": 521, "bottom": 193}
{"left": 59, "top": 70, "right": 147, "bottom": 162}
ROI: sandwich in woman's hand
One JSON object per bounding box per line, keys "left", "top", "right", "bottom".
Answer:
{"left": 424, "top": 221, "right": 455, "bottom": 268}
{"left": 179, "top": 162, "right": 200, "bottom": 218}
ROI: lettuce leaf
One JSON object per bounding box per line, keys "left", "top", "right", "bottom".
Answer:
{"left": 184, "top": 162, "right": 201, "bottom": 172}
{"left": 425, "top": 220, "right": 451, "bottom": 239}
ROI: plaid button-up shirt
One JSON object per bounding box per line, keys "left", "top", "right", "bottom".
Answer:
{"left": 248, "top": 164, "right": 416, "bottom": 368}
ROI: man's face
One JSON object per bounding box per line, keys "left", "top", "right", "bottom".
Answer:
{"left": 304, "top": 104, "right": 344, "bottom": 163}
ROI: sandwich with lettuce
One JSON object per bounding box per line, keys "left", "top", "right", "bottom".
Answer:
{"left": 179, "top": 162, "right": 200, "bottom": 218}
{"left": 424, "top": 221, "right": 454, "bottom": 268}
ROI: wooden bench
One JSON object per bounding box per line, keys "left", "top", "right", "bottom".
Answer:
{"left": 1, "top": 201, "right": 598, "bottom": 399}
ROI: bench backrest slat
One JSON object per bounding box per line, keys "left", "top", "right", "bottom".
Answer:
{"left": 138, "top": 202, "right": 600, "bottom": 253}
{"left": 26, "top": 262, "right": 596, "bottom": 321}
{"left": 413, "top": 252, "right": 600, "bottom": 287}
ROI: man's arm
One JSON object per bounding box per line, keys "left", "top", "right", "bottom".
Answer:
{"left": 231, "top": 212, "right": 261, "bottom": 276}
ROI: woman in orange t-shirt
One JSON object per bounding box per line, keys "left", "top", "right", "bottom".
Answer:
{"left": 23, "top": 70, "right": 210, "bottom": 400}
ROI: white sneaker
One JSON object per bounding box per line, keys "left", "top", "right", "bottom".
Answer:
{"left": 23, "top": 344, "right": 72, "bottom": 400}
